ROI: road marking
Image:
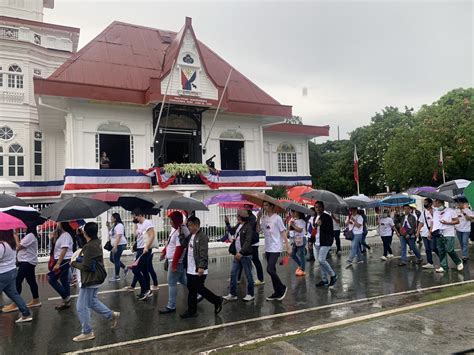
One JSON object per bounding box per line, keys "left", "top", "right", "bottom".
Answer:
{"left": 47, "top": 284, "right": 169, "bottom": 301}
{"left": 67, "top": 279, "right": 474, "bottom": 354}
{"left": 202, "top": 291, "right": 474, "bottom": 354}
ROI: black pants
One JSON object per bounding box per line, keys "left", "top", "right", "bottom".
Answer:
{"left": 132, "top": 249, "right": 151, "bottom": 294}
{"left": 16, "top": 262, "right": 39, "bottom": 299}
{"left": 186, "top": 274, "right": 220, "bottom": 314}
{"left": 265, "top": 252, "right": 285, "bottom": 295}
{"left": 239, "top": 246, "right": 264, "bottom": 282}
{"left": 381, "top": 235, "right": 393, "bottom": 256}
{"left": 333, "top": 230, "right": 341, "bottom": 252}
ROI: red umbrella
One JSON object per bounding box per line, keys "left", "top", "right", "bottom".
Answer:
{"left": 0, "top": 212, "right": 26, "bottom": 230}
{"left": 91, "top": 192, "right": 121, "bottom": 206}
{"left": 287, "top": 186, "right": 316, "bottom": 205}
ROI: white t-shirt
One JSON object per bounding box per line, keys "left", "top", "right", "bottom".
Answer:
{"left": 432, "top": 207, "right": 457, "bottom": 236}
{"left": 54, "top": 232, "right": 74, "bottom": 260}
{"left": 418, "top": 210, "right": 433, "bottom": 237}
{"left": 348, "top": 214, "right": 364, "bottom": 234}
{"left": 332, "top": 215, "right": 341, "bottom": 231}
{"left": 314, "top": 215, "right": 321, "bottom": 246}
{"left": 379, "top": 217, "right": 394, "bottom": 237}
{"left": 109, "top": 223, "right": 127, "bottom": 246}
{"left": 166, "top": 228, "right": 182, "bottom": 260}
{"left": 0, "top": 242, "right": 16, "bottom": 273}
{"left": 136, "top": 219, "right": 154, "bottom": 249}
{"left": 17, "top": 233, "right": 38, "bottom": 265}
{"left": 402, "top": 215, "right": 412, "bottom": 229}
{"left": 455, "top": 208, "right": 473, "bottom": 233}
{"left": 187, "top": 234, "right": 208, "bottom": 275}
{"left": 261, "top": 213, "right": 286, "bottom": 253}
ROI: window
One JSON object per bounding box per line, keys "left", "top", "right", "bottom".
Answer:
{"left": 8, "top": 143, "right": 24, "bottom": 176}
{"left": 34, "top": 131, "right": 42, "bottom": 176}
{"left": 7, "top": 65, "right": 23, "bottom": 89}
{"left": 0, "top": 146, "right": 3, "bottom": 176}
{"left": 0, "top": 126, "right": 14, "bottom": 141}
{"left": 277, "top": 143, "right": 297, "bottom": 173}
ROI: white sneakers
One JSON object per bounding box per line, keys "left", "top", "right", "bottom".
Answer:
{"left": 457, "top": 262, "right": 464, "bottom": 271}
{"left": 422, "top": 263, "right": 435, "bottom": 269}
{"left": 150, "top": 285, "right": 159, "bottom": 291}
{"left": 223, "top": 294, "right": 238, "bottom": 301}
{"left": 15, "top": 315, "right": 33, "bottom": 324}
{"left": 73, "top": 332, "right": 95, "bottom": 342}
{"left": 435, "top": 267, "right": 445, "bottom": 273}
{"left": 111, "top": 311, "right": 120, "bottom": 329}
{"left": 387, "top": 254, "right": 394, "bottom": 259}
{"left": 243, "top": 294, "right": 255, "bottom": 302}
{"left": 380, "top": 256, "right": 387, "bottom": 261}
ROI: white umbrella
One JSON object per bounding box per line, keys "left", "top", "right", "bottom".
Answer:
{"left": 437, "top": 179, "right": 471, "bottom": 196}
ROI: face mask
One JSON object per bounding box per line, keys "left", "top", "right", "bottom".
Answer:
{"left": 434, "top": 206, "right": 445, "bottom": 211}
{"left": 132, "top": 218, "right": 139, "bottom": 224}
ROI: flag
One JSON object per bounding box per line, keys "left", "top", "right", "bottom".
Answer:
{"left": 432, "top": 147, "right": 444, "bottom": 181}
{"left": 354, "top": 145, "right": 359, "bottom": 183}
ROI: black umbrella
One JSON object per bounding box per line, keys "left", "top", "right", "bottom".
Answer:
{"left": 344, "top": 199, "right": 370, "bottom": 208}
{"left": 281, "top": 201, "right": 313, "bottom": 216}
{"left": 300, "top": 189, "right": 348, "bottom": 207}
{"left": 324, "top": 202, "right": 350, "bottom": 215}
{"left": 155, "top": 196, "right": 209, "bottom": 212}
{"left": 0, "top": 193, "right": 27, "bottom": 208}
{"left": 40, "top": 197, "right": 111, "bottom": 222}
{"left": 417, "top": 190, "right": 454, "bottom": 203}
{"left": 117, "top": 196, "right": 160, "bottom": 215}
{"left": 0, "top": 206, "right": 45, "bottom": 226}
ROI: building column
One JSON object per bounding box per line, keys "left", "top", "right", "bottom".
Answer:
{"left": 64, "top": 113, "right": 74, "bottom": 168}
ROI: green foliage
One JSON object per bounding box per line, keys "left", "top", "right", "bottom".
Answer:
{"left": 266, "top": 185, "right": 288, "bottom": 199}
{"left": 164, "top": 163, "right": 209, "bottom": 176}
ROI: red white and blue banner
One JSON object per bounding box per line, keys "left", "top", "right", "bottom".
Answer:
{"left": 63, "top": 169, "right": 152, "bottom": 191}
{"left": 15, "top": 180, "right": 64, "bottom": 198}
{"left": 137, "top": 168, "right": 176, "bottom": 189}
{"left": 266, "top": 176, "right": 312, "bottom": 186}
{"left": 199, "top": 170, "right": 266, "bottom": 189}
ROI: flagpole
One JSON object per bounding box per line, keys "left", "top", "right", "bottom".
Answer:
{"left": 354, "top": 145, "right": 360, "bottom": 195}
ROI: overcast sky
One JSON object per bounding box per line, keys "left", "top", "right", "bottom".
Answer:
{"left": 45, "top": 0, "right": 473, "bottom": 141}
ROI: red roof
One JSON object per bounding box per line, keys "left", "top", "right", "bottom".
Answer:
{"left": 264, "top": 123, "right": 330, "bottom": 137}
{"left": 34, "top": 17, "right": 291, "bottom": 118}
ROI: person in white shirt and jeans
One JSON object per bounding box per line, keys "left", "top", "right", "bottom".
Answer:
{"left": 455, "top": 201, "right": 473, "bottom": 261}
{"left": 416, "top": 198, "right": 439, "bottom": 269}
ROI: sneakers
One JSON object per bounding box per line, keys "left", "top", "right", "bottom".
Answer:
{"left": 254, "top": 280, "right": 265, "bottom": 286}
{"left": 159, "top": 307, "right": 176, "bottom": 314}
{"left": 329, "top": 274, "right": 338, "bottom": 287}
{"left": 2, "top": 303, "right": 18, "bottom": 313}
{"left": 55, "top": 298, "right": 71, "bottom": 311}
{"left": 73, "top": 332, "right": 95, "bottom": 342}
{"left": 457, "top": 262, "right": 464, "bottom": 271}
{"left": 387, "top": 254, "right": 394, "bottom": 259}
{"left": 123, "top": 286, "right": 135, "bottom": 291}
{"left": 357, "top": 259, "right": 364, "bottom": 264}
{"left": 422, "top": 263, "right": 435, "bottom": 269}
{"left": 26, "top": 300, "right": 42, "bottom": 308}
{"left": 109, "top": 276, "right": 121, "bottom": 282}
{"left": 435, "top": 267, "right": 445, "bottom": 273}
{"left": 137, "top": 290, "right": 152, "bottom": 301}
{"left": 276, "top": 286, "right": 288, "bottom": 301}
{"left": 110, "top": 311, "right": 120, "bottom": 329}
{"left": 150, "top": 285, "right": 159, "bottom": 291}
{"left": 243, "top": 294, "right": 255, "bottom": 302}
{"left": 223, "top": 294, "right": 238, "bottom": 301}
{"left": 15, "top": 315, "right": 33, "bottom": 323}
{"left": 214, "top": 297, "right": 223, "bottom": 314}
{"left": 380, "top": 256, "right": 387, "bottom": 261}
{"left": 266, "top": 293, "right": 279, "bottom": 301}
{"left": 315, "top": 280, "right": 328, "bottom": 287}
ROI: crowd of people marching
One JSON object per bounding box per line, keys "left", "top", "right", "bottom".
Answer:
{"left": 0, "top": 197, "right": 472, "bottom": 342}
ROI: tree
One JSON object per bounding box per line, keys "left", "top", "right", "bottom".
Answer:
{"left": 285, "top": 115, "right": 303, "bottom": 125}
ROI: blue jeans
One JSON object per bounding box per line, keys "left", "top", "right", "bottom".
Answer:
{"left": 166, "top": 262, "right": 187, "bottom": 310}
{"left": 315, "top": 245, "right": 335, "bottom": 281}
{"left": 292, "top": 239, "right": 307, "bottom": 271}
{"left": 422, "top": 236, "right": 438, "bottom": 264}
{"left": 48, "top": 261, "right": 71, "bottom": 300}
{"left": 109, "top": 244, "right": 126, "bottom": 277}
{"left": 400, "top": 236, "right": 421, "bottom": 263}
{"left": 348, "top": 233, "right": 363, "bottom": 262}
{"left": 76, "top": 287, "right": 112, "bottom": 334}
{"left": 457, "top": 231, "right": 470, "bottom": 258}
{"left": 230, "top": 255, "right": 254, "bottom": 296}
{"left": 0, "top": 269, "right": 30, "bottom": 317}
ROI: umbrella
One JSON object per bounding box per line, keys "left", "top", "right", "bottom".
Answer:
{"left": 438, "top": 179, "right": 471, "bottom": 196}
{"left": 300, "top": 189, "right": 348, "bottom": 207}
{"left": 242, "top": 192, "right": 286, "bottom": 213}
{"left": 0, "top": 212, "right": 26, "bottom": 230}
{"left": 462, "top": 182, "right": 474, "bottom": 206}
{"left": 344, "top": 199, "right": 370, "bottom": 208}
{"left": 0, "top": 193, "right": 27, "bottom": 208}
{"left": 417, "top": 190, "right": 454, "bottom": 203}
{"left": 40, "top": 197, "right": 111, "bottom": 222}
{"left": 406, "top": 186, "right": 436, "bottom": 195}
{"left": 380, "top": 194, "right": 415, "bottom": 206}
{"left": 117, "top": 196, "right": 160, "bottom": 215}
{"left": 281, "top": 201, "right": 313, "bottom": 216}
{"left": 0, "top": 206, "right": 45, "bottom": 226}
{"left": 156, "top": 196, "right": 209, "bottom": 212}
{"left": 218, "top": 201, "right": 258, "bottom": 209}
{"left": 323, "top": 202, "right": 350, "bottom": 215}
{"left": 203, "top": 193, "right": 244, "bottom": 206}
{"left": 287, "top": 186, "right": 316, "bottom": 205}
{"left": 452, "top": 194, "right": 468, "bottom": 203}
{"left": 91, "top": 192, "right": 121, "bottom": 206}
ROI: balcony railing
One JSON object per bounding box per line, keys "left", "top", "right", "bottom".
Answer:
{"left": 0, "top": 25, "right": 73, "bottom": 52}
{"left": 0, "top": 91, "right": 24, "bottom": 104}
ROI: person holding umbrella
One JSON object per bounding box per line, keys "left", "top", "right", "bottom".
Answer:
{"left": 314, "top": 201, "right": 337, "bottom": 287}
{"left": 243, "top": 203, "right": 265, "bottom": 286}
{"left": 397, "top": 205, "right": 423, "bottom": 267}
{"left": 2, "top": 224, "right": 41, "bottom": 313}
{"left": 454, "top": 200, "right": 473, "bottom": 261}
{"left": 257, "top": 201, "right": 291, "bottom": 301}
{"left": 416, "top": 198, "right": 439, "bottom": 269}
{"left": 0, "top": 229, "right": 32, "bottom": 323}
{"left": 345, "top": 208, "right": 365, "bottom": 266}
{"left": 48, "top": 222, "right": 74, "bottom": 310}
{"left": 288, "top": 210, "right": 307, "bottom": 277}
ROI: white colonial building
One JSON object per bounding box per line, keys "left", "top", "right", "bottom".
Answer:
{"left": 1, "top": 3, "right": 329, "bottom": 203}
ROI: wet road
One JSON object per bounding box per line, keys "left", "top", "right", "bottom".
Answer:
{"left": 1, "top": 244, "right": 473, "bottom": 354}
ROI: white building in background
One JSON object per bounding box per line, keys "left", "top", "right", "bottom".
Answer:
{"left": 0, "top": 0, "right": 79, "bottom": 183}
{"left": 1, "top": 3, "right": 329, "bottom": 203}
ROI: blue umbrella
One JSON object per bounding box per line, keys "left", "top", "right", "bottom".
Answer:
{"left": 381, "top": 194, "right": 415, "bottom": 206}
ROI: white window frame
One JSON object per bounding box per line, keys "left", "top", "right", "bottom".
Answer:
{"left": 7, "top": 64, "right": 23, "bottom": 89}
{"left": 277, "top": 143, "right": 297, "bottom": 174}
{"left": 34, "top": 131, "right": 43, "bottom": 176}
{"left": 8, "top": 143, "right": 24, "bottom": 177}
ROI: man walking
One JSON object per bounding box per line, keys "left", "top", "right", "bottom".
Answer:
{"left": 397, "top": 204, "right": 423, "bottom": 266}
{"left": 416, "top": 198, "right": 438, "bottom": 269}
{"left": 314, "top": 202, "right": 337, "bottom": 287}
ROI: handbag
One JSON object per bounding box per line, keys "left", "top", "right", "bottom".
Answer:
{"left": 343, "top": 228, "right": 354, "bottom": 240}
{"left": 104, "top": 241, "right": 113, "bottom": 251}
{"left": 164, "top": 258, "right": 169, "bottom": 272}
{"left": 127, "top": 255, "right": 142, "bottom": 270}
{"left": 228, "top": 240, "right": 237, "bottom": 255}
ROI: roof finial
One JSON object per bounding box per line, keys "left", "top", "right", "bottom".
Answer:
{"left": 185, "top": 17, "right": 192, "bottom": 26}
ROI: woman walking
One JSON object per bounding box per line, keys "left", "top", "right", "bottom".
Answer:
{"left": 71, "top": 222, "right": 120, "bottom": 342}
{"left": 0, "top": 230, "right": 32, "bottom": 323}
{"left": 3, "top": 225, "right": 41, "bottom": 313}
{"left": 378, "top": 209, "right": 396, "bottom": 260}
{"left": 346, "top": 208, "right": 364, "bottom": 266}
{"left": 289, "top": 210, "right": 307, "bottom": 276}
{"left": 107, "top": 213, "right": 128, "bottom": 281}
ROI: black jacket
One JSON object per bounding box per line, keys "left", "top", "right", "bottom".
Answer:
{"left": 180, "top": 229, "right": 209, "bottom": 272}
{"left": 315, "top": 213, "right": 334, "bottom": 247}
{"left": 236, "top": 222, "right": 253, "bottom": 256}
{"left": 397, "top": 214, "right": 417, "bottom": 236}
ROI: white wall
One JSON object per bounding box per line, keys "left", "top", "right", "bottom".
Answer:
{"left": 0, "top": 0, "right": 46, "bottom": 22}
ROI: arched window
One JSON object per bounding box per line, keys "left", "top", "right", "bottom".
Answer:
{"left": 277, "top": 142, "right": 297, "bottom": 173}
{"left": 8, "top": 64, "right": 23, "bottom": 89}
{"left": 219, "top": 130, "right": 245, "bottom": 170}
{"left": 0, "top": 146, "right": 3, "bottom": 176}
{"left": 0, "top": 126, "right": 14, "bottom": 141}
{"left": 8, "top": 143, "right": 24, "bottom": 176}
{"left": 219, "top": 130, "right": 244, "bottom": 140}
